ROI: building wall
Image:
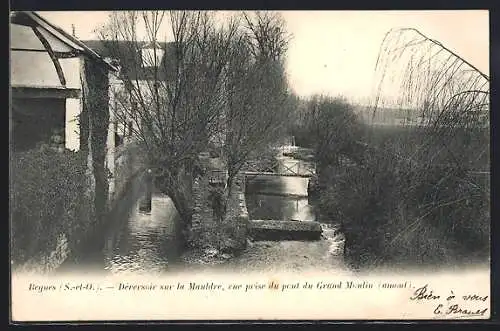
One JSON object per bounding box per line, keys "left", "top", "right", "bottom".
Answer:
{"left": 59, "top": 58, "right": 82, "bottom": 89}
{"left": 105, "top": 71, "right": 148, "bottom": 205}
{"left": 12, "top": 34, "right": 136, "bottom": 209}
{"left": 11, "top": 24, "right": 83, "bottom": 151}
{"left": 65, "top": 98, "right": 81, "bottom": 151}
{"left": 11, "top": 51, "right": 62, "bottom": 87}
{"left": 12, "top": 44, "right": 134, "bottom": 204}
{"left": 11, "top": 23, "right": 78, "bottom": 86}
{"left": 106, "top": 70, "right": 121, "bottom": 199}
{"left": 11, "top": 49, "right": 83, "bottom": 151}
{"left": 10, "top": 53, "right": 80, "bottom": 88}
{"left": 109, "top": 78, "right": 158, "bottom": 144}
{"left": 10, "top": 21, "right": 125, "bottom": 273}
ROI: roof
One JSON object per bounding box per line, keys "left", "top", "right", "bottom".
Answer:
{"left": 10, "top": 11, "right": 118, "bottom": 72}
{"left": 82, "top": 39, "right": 177, "bottom": 81}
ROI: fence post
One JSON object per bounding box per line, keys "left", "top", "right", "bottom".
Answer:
{"left": 139, "top": 168, "right": 153, "bottom": 213}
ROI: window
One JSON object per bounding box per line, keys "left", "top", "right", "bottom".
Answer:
{"left": 11, "top": 97, "right": 66, "bottom": 152}
{"left": 114, "top": 121, "right": 123, "bottom": 147}
{"left": 141, "top": 42, "right": 164, "bottom": 68}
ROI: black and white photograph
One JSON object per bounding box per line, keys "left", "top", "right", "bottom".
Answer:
{"left": 9, "top": 10, "right": 490, "bottom": 321}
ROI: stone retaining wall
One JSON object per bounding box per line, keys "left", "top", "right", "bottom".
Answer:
{"left": 189, "top": 174, "right": 210, "bottom": 247}
{"left": 12, "top": 233, "right": 70, "bottom": 275}
{"left": 221, "top": 174, "right": 249, "bottom": 251}
{"left": 189, "top": 171, "right": 248, "bottom": 253}
{"left": 111, "top": 141, "right": 143, "bottom": 206}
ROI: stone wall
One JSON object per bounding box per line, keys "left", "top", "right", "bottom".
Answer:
{"left": 111, "top": 141, "right": 143, "bottom": 206}
{"left": 189, "top": 170, "right": 248, "bottom": 254}
{"left": 189, "top": 174, "right": 212, "bottom": 249}
{"left": 221, "top": 174, "right": 249, "bottom": 252}
{"left": 12, "top": 232, "right": 70, "bottom": 275}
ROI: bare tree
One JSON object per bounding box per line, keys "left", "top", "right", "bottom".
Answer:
{"left": 218, "top": 12, "right": 292, "bottom": 214}
{"left": 364, "top": 27, "right": 490, "bottom": 266}
{"left": 97, "top": 11, "right": 239, "bottom": 237}
{"left": 372, "top": 27, "right": 489, "bottom": 169}
{"left": 242, "top": 11, "right": 292, "bottom": 63}
{"left": 97, "top": 11, "right": 294, "bottom": 243}
{"left": 307, "top": 96, "right": 364, "bottom": 168}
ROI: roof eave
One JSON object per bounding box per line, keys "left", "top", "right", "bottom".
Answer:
{"left": 12, "top": 11, "right": 118, "bottom": 72}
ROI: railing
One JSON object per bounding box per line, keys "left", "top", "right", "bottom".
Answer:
{"left": 244, "top": 156, "right": 316, "bottom": 179}
{"left": 279, "top": 160, "right": 316, "bottom": 177}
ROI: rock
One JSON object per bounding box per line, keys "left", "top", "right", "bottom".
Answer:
{"left": 221, "top": 238, "right": 236, "bottom": 249}
{"left": 204, "top": 248, "right": 219, "bottom": 258}
{"left": 221, "top": 237, "right": 248, "bottom": 254}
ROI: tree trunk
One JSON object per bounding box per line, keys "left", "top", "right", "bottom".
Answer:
{"left": 223, "top": 170, "right": 237, "bottom": 216}
{"left": 169, "top": 190, "right": 193, "bottom": 246}
{"left": 152, "top": 162, "right": 195, "bottom": 247}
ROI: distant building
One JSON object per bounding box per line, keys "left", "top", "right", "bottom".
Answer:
{"left": 81, "top": 39, "right": 177, "bottom": 145}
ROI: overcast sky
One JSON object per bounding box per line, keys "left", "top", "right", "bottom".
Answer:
{"left": 36, "top": 10, "right": 489, "bottom": 103}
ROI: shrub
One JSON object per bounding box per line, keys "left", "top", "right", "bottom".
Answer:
{"left": 10, "top": 147, "right": 95, "bottom": 266}
{"left": 318, "top": 126, "right": 490, "bottom": 270}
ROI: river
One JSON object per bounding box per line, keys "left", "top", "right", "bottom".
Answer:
{"left": 57, "top": 175, "right": 184, "bottom": 275}
{"left": 215, "top": 151, "right": 347, "bottom": 274}
{"left": 59, "top": 147, "right": 346, "bottom": 275}
{"left": 245, "top": 155, "right": 315, "bottom": 221}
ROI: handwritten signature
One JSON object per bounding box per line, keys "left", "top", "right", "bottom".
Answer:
{"left": 410, "top": 284, "right": 489, "bottom": 318}
{"left": 434, "top": 303, "right": 488, "bottom": 317}
{"left": 409, "top": 284, "right": 440, "bottom": 300}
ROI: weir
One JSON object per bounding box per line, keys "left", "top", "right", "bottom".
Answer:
{"left": 244, "top": 146, "right": 322, "bottom": 241}
{"left": 244, "top": 171, "right": 314, "bottom": 178}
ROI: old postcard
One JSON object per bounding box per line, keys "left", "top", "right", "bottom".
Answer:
{"left": 10, "top": 10, "right": 490, "bottom": 321}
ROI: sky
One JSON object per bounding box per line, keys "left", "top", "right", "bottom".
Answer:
{"left": 36, "top": 10, "right": 489, "bottom": 103}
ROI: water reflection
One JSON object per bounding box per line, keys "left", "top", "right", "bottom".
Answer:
{"left": 246, "top": 193, "right": 315, "bottom": 221}
{"left": 57, "top": 179, "right": 183, "bottom": 276}
{"left": 57, "top": 152, "right": 328, "bottom": 275}
{"left": 103, "top": 194, "right": 182, "bottom": 275}
{"left": 245, "top": 156, "right": 316, "bottom": 222}
{"left": 230, "top": 154, "right": 346, "bottom": 273}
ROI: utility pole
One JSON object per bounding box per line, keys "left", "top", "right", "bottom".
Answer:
{"left": 71, "top": 24, "right": 76, "bottom": 37}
